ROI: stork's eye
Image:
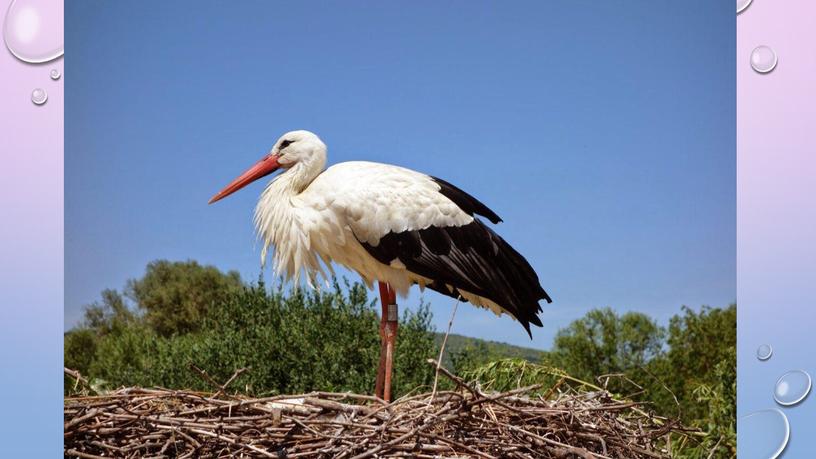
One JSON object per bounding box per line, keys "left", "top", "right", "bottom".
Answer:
{"left": 279, "top": 139, "right": 294, "bottom": 150}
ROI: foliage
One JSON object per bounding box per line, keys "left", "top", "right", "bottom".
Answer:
{"left": 126, "top": 260, "right": 242, "bottom": 336}
{"left": 549, "top": 308, "right": 664, "bottom": 382}
{"left": 63, "top": 328, "right": 98, "bottom": 392}
{"left": 459, "top": 358, "right": 589, "bottom": 394}
{"left": 81, "top": 289, "right": 136, "bottom": 335}
{"left": 660, "top": 305, "right": 737, "bottom": 420}
{"left": 441, "top": 333, "right": 545, "bottom": 370}
{"left": 670, "top": 346, "right": 736, "bottom": 458}
{"left": 655, "top": 305, "right": 737, "bottom": 458}
{"left": 65, "top": 266, "right": 436, "bottom": 397}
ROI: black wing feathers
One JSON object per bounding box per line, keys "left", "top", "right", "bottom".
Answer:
{"left": 359, "top": 219, "right": 551, "bottom": 338}
{"left": 431, "top": 176, "right": 502, "bottom": 224}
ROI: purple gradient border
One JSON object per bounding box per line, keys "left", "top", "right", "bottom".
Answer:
{"left": 0, "top": 0, "right": 63, "bottom": 454}
{"left": 737, "top": 0, "right": 816, "bottom": 456}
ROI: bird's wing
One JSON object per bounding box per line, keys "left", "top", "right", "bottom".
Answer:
{"left": 306, "top": 161, "right": 550, "bottom": 336}
{"left": 307, "top": 161, "right": 497, "bottom": 243}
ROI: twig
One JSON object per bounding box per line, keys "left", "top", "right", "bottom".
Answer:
{"left": 215, "top": 366, "right": 250, "bottom": 398}
{"left": 430, "top": 298, "right": 460, "bottom": 403}
{"left": 187, "top": 364, "right": 249, "bottom": 399}
{"left": 426, "top": 358, "right": 479, "bottom": 398}
{"left": 64, "top": 367, "right": 91, "bottom": 392}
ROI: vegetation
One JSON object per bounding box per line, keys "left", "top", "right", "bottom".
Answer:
{"left": 450, "top": 306, "right": 737, "bottom": 458}
{"left": 433, "top": 332, "right": 545, "bottom": 368}
{"left": 127, "top": 260, "right": 242, "bottom": 336}
{"left": 65, "top": 260, "right": 436, "bottom": 397}
{"left": 65, "top": 259, "right": 736, "bottom": 457}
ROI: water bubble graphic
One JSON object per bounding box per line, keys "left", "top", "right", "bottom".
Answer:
{"left": 757, "top": 344, "right": 773, "bottom": 360}
{"left": 737, "top": 409, "right": 789, "bottom": 459}
{"left": 31, "top": 87, "right": 47, "bottom": 105}
{"left": 751, "top": 46, "right": 778, "bottom": 74}
{"left": 3, "top": 0, "right": 64, "bottom": 63}
{"left": 737, "top": 0, "right": 752, "bottom": 14}
{"left": 774, "top": 370, "right": 811, "bottom": 406}
{"left": 50, "top": 68, "right": 60, "bottom": 80}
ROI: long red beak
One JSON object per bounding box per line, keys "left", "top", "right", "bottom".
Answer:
{"left": 208, "top": 154, "right": 281, "bottom": 204}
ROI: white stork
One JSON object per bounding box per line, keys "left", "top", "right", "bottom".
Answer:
{"left": 209, "top": 130, "right": 552, "bottom": 401}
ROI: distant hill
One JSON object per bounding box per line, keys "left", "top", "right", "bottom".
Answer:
{"left": 433, "top": 333, "right": 546, "bottom": 368}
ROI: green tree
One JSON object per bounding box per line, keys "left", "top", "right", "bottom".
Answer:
{"left": 550, "top": 307, "right": 665, "bottom": 384}
{"left": 652, "top": 305, "right": 737, "bottom": 422}
{"left": 81, "top": 289, "right": 136, "bottom": 335}
{"left": 126, "top": 260, "right": 242, "bottom": 336}
{"left": 64, "top": 328, "right": 98, "bottom": 392}
{"left": 64, "top": 288, "right": 136, "bottom": 386}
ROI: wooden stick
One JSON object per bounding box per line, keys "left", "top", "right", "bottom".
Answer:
{"left": 430, "top": 298, "right": 460, "bottom": 403}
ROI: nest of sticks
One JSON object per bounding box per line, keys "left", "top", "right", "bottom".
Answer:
{"left": 65, "top": 362, "right": 682, "bottom": 459}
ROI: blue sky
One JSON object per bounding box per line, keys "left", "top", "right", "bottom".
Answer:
{"left": 66, "top": 1, "right": 735, "bottom": 349}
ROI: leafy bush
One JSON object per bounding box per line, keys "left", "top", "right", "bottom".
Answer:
{"left": 460, "top": 358, "right": 581, "bottom": 394}
{"left": 660, "top": 305, "right": 737, "bottom": 420}
{"left": 66, "top": 274, "right": 436, "bottom": 397}
{"left": 675, "top": 347, "right": 736, "bottom": 457}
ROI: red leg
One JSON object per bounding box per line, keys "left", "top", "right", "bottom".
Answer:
{"left": 375, "top": 281, "right": 398, "bottom": 401}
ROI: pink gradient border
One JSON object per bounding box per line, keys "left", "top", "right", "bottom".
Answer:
{"left": 0, "top": 0, "right": 64, "bottom": 454}
{"left": 737, "top": 0, "right": 816, "bottom": 455}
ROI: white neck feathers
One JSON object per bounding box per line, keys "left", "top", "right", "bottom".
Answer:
{"left": 253, "top": 159, "right": 327, "bottom": 286}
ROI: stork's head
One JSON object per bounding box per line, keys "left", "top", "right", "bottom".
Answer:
{"left": 208, "top": 130, "right": 327, "bottom": 204}
{"left": 272, "top": 130, "right": 327, "bottom": 168}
